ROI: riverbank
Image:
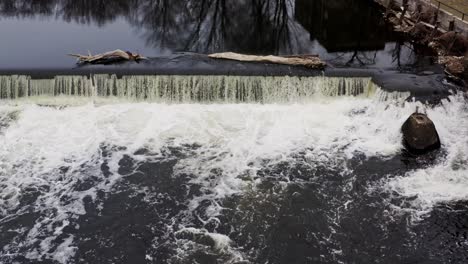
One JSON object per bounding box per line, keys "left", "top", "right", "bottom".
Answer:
{"left": 374, "top": 0, "right": 468, "bottom": 87}
{"left": 375, "top": 0, "right": 468, "bottom": 34}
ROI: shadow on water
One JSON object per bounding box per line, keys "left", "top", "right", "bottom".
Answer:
{"left": 0, "top": 0, "right": 427, "bottom": 69}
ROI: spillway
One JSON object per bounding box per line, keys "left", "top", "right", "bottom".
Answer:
{"left": 0, "top": 75, "right": 411, "bottom": 103}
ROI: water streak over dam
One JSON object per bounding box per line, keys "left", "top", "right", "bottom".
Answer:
{"left": 0, "top": 75, "right": 411, "bottom": 103}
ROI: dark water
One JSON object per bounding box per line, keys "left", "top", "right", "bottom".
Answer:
{"left": 2, "top": 145, "right": 467, "bottom": 264}
{"left": 0, "top": 96, "right": 467, "bottom": 264}
{"left": 0, "top": 0, "right": 419, "bottom": 69}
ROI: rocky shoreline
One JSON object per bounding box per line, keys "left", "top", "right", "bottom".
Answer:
{"left": 374, "top": 0, "right": 468, "bottom": 88}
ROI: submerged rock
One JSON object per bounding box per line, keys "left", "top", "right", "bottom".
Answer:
{"left": 402, "top": 112, "right": 441, "bottom": 154}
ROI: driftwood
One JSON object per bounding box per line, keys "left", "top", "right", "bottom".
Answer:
{"left": 208, "top": 52, "right": 326, "bottom": 69}
{"left": 68, "top": 49, "right": 146, "bottom": 65}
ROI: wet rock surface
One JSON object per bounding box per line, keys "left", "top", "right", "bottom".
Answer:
{"left": 402, "top": 112, "right": 441, "bottom": 154}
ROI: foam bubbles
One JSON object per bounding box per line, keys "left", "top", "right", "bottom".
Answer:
{"left": 384, "top": 94, "right": 468, "bottom": 217}
{"left": 0, "top": 92, "right": 466, "bottom": 262}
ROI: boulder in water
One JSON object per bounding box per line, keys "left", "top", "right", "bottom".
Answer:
{"left": 401, "top": 112, "right": 441, "bottom": 154}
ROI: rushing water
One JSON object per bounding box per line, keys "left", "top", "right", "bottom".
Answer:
{"left": 0, "top": 75, "right": 391, "bottom": 102}
{"left": 0, "top": 75, "right": 467, "bottom": 263}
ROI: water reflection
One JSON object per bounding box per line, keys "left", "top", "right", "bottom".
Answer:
{"left": 134, "top": 0, "right": 303, "bottom": 54}
{"left": 0, "top": 0, "right": 415, "bottom": 68}
{"left": 0, "top": 0, "right": 57, "bottom": 17}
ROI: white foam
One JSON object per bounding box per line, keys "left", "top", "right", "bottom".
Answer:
{"left": 174, "top": 227, "right": 244, "bottom": 262}
{"left": 176, "top": 227, "right": 232, "bottom": 251}
{"left": 52, "top": 236, "right": 77, "bottom": 264}
{"left": 384, "top": 94, "right": 468, "bottom": 217}
{"left": 0, "top": 93, "right": 466, "bottom": 261}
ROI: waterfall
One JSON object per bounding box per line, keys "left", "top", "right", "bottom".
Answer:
{"left": 0, "top": 75, "right": 408, "bottom": 103}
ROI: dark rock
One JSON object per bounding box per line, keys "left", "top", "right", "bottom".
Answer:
{"left": 401, "top": 113, "right": 441, "bottom": 154}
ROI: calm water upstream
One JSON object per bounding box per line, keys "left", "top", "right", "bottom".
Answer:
{"left": 0, "top": 0, "right": 419, "bottom": 69}
{"left": 0, "top": 1, "right": 467, "bottom": 264}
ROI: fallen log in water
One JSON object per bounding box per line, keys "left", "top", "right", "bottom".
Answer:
{"left": 208, "top": 52, "right": 326, "bottom": 69}
{"left": 68, "top": 49, "right": 146, "bottom": 65}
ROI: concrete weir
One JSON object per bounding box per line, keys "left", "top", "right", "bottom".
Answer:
{"left": 0, "top": 53, "right": 455, "bottom": 101}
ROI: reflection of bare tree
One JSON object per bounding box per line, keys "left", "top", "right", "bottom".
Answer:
{"left": 271, "top": 0, "right": 292, "bottom": 52}
{"left": 345, "top": 51, "right": 378, "bottom": 66}
{"left": 0, "top": 0, "right": 58, "bottom": 17}
{"left": 134, "top": 0, "right": 189, "bottom": 50}
{"left": 392, "top": 42, "right": 403, "bottom": 67}
{"left": 3, "top": 0, "right": 375, "bottom": 55}
{"left": 0, "top": 0, "right": 308, "bottom": 54}
{"left": 184, "top": 0, "right": 230, "bottom": 53}
{"left": 243, "top": 0, "right": 305, "bottom": 54}
{"left": 391, "top": 42, "right": 419, "bottom": 69}
{"left": 60, "top": 0, "right": 134, "bottom": 26}
{"left": 328, "top": 50, "right": 378, "bottom": 66}
{"left": 326, "top": 42, "right": 418, "bottom": 68}
{"left": 133, "top": 0, "right": 304, "bottom": 55}
{"left": 0, "top": 0, "right": 134, "bottom": 25}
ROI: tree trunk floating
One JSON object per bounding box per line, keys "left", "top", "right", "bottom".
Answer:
{"left": 68, "top": 49, "right": 146, "bottom": 65}
{"left": 401, "top": 112, "right": 441, "bottom": 154}
{"left": 208, "top": 52, "right": 326, "bottom": 69}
